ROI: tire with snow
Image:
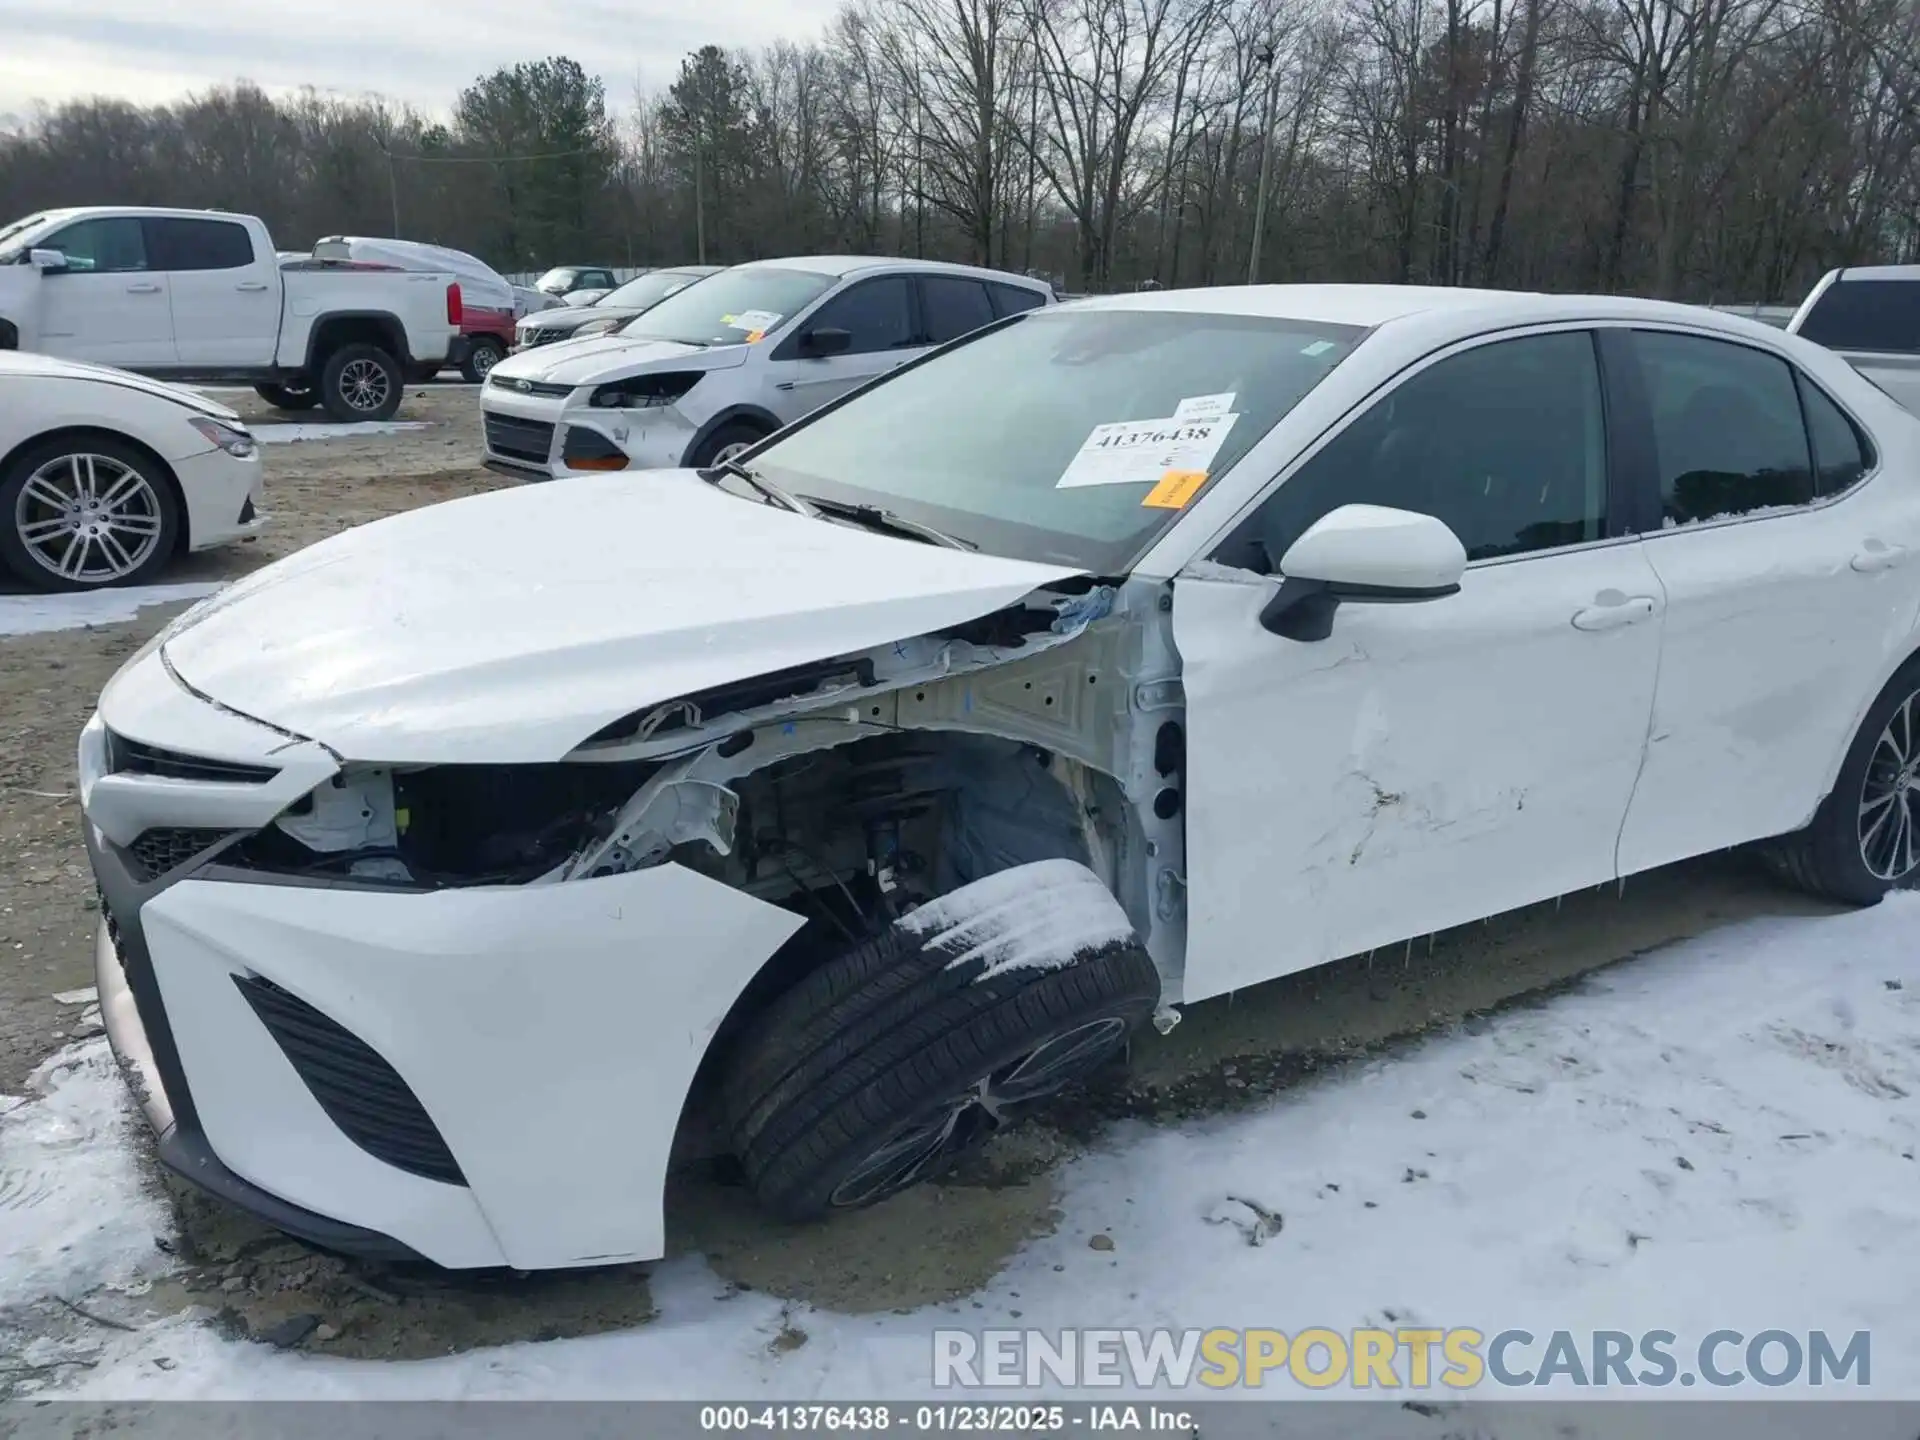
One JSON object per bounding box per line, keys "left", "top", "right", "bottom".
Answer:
{"left": 721, "top": 859, "right": 1161, "bottom": 1221}
{"left": 1765, "top": 653, "right": 1920, "bottom": 903}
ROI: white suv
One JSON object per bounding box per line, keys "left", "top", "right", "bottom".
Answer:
{"left": 479, "top": 256, "right": 1054, "bottom": 479}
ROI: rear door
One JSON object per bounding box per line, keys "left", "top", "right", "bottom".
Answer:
{"left": 34, "top": 216, "right": 175, "bottom": 366}
{"left": 919, "top": 274, "right": 997, "bottom": 346}
{"left": 148, "top": 216, "right": 280, "bottom": 368}
{"left": 764, "top": 274, "right": 920, "bottom": 422}
{"left": 1611, "top": 326, "right": 1920, "bottom": 875}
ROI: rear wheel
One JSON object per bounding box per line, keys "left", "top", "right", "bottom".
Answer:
{"left": 721, "top": 860, "right": 1161, "bottom": 1220}
{"left": 254, "top": 380, "right": 317, "bottom": 412}
{"left": 0, "top": 436, "right": 179, "bottom": 591}
{"left": 1766, "top": 655, "right": 1920, "bottom": 902}
{"left": 318, "top": 344, "right": 403, "bottom": 422}
{"left": 460, "top": 337, "right": 505, "bottom": 384}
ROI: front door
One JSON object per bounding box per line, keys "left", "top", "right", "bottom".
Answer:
{"left": 765, "top": 275, "right": 922, "bottom": 423}
{"left": 1173, "top": 329, "right": 1665, "bottom": 1002}
{"left": 35, "top": 216, "right": 176, "bottom": 367}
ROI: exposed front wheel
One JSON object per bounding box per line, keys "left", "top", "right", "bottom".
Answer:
{"left": 0, "top": 437, "right": 179, "bottom": 591}
{"left": 1766, "top": 657, "right": 1920, "bottom": 902}
{"left": 318, "top": 344, "right": 404, "bottom": 422}
{"left": 689, "top": 421, "right": 771, "bottom": 470}
{"left": 721, "top": 860, "right": 1161, "bottom": 1220}
{"left": 460, "top": 337, "right": 505, "bottom": 384}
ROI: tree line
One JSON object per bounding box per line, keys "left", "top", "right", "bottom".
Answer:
{"left": 3, "top": 0, "right": 1919, "bottom": 303}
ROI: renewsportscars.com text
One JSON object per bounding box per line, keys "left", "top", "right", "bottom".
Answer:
{"left": 932, "top": 1327, "right": 1871, "bottom": 1391}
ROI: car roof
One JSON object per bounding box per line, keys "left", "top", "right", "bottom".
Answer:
{"left": 1058, "top": 283, "right": 1792, "bottom": 343}
{"left": 1829, "top": 264, "right": 1920, "bottom": 282}
{"left": 735, "top": 254, "right": 1051, "bottom": 288}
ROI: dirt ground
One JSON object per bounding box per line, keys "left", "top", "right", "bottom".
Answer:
{"left": 0, "top": 390, "right": 1845, "bottom": 1365}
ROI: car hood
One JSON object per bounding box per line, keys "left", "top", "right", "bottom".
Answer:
{"left": 0, "top": 350, "right": 238, "bottom": 421}
{"left": 157, "top": 473, "right": 1083, "bottom": 765}
{"left": 489, "top": 334, "right": 750, "bottom": 388}
{"left": 520, "top": 305, "right": 640, "bottom": 335}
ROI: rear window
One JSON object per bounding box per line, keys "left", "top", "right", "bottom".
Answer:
{"left": 1796, "top": 279, "right": 1920, "bottom": 354}
{"left": 989, "top": 282, "right": 1049, "bottom": 318}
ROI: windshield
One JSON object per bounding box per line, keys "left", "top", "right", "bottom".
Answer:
{"left": 625, "top": 267, "right": 834, "bottom": 347}
{"left": 0, "top": 212, "right": 56, "bottom": 264}
{"left": 536, "top": 267, "right": 580, "bottom": 293}
{"left": 600, "top": 269, "right": 707, "bottom": 313}
{"left": 750, "top": 307, "right": 1367, "bottom": 571}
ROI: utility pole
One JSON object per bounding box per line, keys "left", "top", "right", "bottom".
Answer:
{"left": 379, "top": 142, "right": 402, "bottom": 237}
{"left": 1246, "top": 41, "right": 1277, "bottom": 285}
{"left": 694, "top": 137, "right": 707, "bottom": 263}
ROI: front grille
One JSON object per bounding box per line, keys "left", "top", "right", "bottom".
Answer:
{"left": 488, "top": 372, "right": 573, "bottom": 397}
{"left": 108, "top": 733, "right": 277, "bottom": 785}
{"left": 524, "top": 329, "right": 567, "bottom": 348}
{"left": 483, "top": 412, "right": 557, "bottom": 464}
{"left": 234, "top": 974, "right": 466, "bottom": 1186}
{"left": 126, "top": 827, "right": 236, "bottom": 882}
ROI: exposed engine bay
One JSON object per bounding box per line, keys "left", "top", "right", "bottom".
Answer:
{"left": 215, "top": 579, "right": 1186, "bottom": 974}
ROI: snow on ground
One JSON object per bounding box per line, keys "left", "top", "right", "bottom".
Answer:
{"left": 0, "top": 582, "right": 223, "bottom": 637}
{"left": 8, "top": 896, "right": 1920, "bottom": 1408}
{"left": 252, "top": 422, "right": 431, "bottom": 444}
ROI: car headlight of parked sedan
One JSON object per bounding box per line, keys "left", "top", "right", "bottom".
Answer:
{"left": 588, "top": 373, "right": 704, "bottom": 409}
{"left": 188, "top": 416, "right": 258, "bottom": 458}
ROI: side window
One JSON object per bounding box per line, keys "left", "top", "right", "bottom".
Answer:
{"left": 989, "top": 282, "right": 1047, "bottom": 318}
{"left": 920, "top": 276, "right": 995, "bottom": 344}
{"left": 1219, "top": 331, "right": 1608, "bottom": 571}
{"left": 590, "top": 270, "right": 616, "bottom": 290}
{"left": 1629, "top": 331, "right": 1813, "bottom": 525}
{"left": 43, "top": 217, "right": 147, "bottom": 273}
{"left": 1795, "top": 280, "right": 1920, "bottom": 354}
{"left": 145, "top": 218, "right": 255, "bottom": 272}
{"left": 1797, "top": 372, "right": 1873, "bottom": 497}
{"left": 805, "top": 276, "right": 915, "bottom": 354}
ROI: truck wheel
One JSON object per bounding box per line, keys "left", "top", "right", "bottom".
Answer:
{"left": 721, "top": 860, "right": 1161, "bottom": 1220}
{"left": 254, "top": 381, "right": 317, "bottom": 412}
{"left": 0, "top": 436, "right": 179, "bottom": 592}
{"left": 408, "top": 363, "right": 441, "bottom": 384}
{"left": 318, "top": 344, "right": 403, "bottom": 423}
{"left": 460, "top": 337, "right": 505, "bottom": 384}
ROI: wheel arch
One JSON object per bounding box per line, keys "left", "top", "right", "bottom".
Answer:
{"left": 304, "top": 311, "right": 409, "bottom": 372}
{"left": 678, "top": 404, "right": 785, "bottom": 467}
{"left": 663, "top": 725, "right": 1137, "bottom": 1175}
{"left": 0, "top": 425, "right": 191, "bottom": 553}
{"left": 1808, "top": 636, "right": 1920, "bottom": 822}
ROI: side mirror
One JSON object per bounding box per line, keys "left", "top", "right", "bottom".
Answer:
{"left": 28, "top": 248, "right": 67, "bottom": 273}
{"left": 799, "top": 326, "right": 852, "bottom": 357}
{"left": 1259, "top": 504, "right": 1466, "bottom": 641}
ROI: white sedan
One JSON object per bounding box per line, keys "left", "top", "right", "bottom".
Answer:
{"left": 80, "top": 284, "right": 1920, "bottom": 1270}
{"left": 1, "top": 351, "right": 264, "bottom": 589}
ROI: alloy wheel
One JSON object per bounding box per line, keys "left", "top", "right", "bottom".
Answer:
{"left": 338, "top": 357, "right": 391, "bottom": 414}
{"left": 14, "top": 452, "right": 164, "bottom": 585}
{"left": 827, "top": 1016, "right": 1128, "bottom": 1209}
{"left": 1858, "top": 690, "right": 1920, "bottom": 882}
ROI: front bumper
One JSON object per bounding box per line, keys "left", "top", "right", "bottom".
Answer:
{"left": 178, "top": 447, "right": 268, "bottom": 552}
{"left": 82, "top": 665, "right": 808, "bottom": 1269}
{"left": 480, "top": 388, "right": 699, "bottom": 478}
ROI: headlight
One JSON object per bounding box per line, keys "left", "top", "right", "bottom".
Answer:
{"left": 573, "top": 318, "right": 621, "bottom": 338}
{"left": 589, "top": 372, "right": 703, "bottom": 409}
{"left": 189, "top": 416, "right": 257, "bottom": 458}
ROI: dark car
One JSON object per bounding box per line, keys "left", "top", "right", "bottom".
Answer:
{"left": 513, "top": 265, "right": 724, "bottom": 350}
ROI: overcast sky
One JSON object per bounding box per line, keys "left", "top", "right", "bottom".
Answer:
{"left": 0, "top": 0, "right": 845, "bottom": 119}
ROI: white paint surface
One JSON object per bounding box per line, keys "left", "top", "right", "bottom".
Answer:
{"left": 902, "top": 859, "right": 1136, "bottom": 980}
{"left": 9, "top": 895, "right": 1920, "bottom": 1404}
{"left": 0, "top": 581, "right": 223, "bottom": 637}
{"left": 250, "top": 421, "right": 430, "bottom": 443}
{"left": 150, "top": 475, "right": 1081, "bottom": 763}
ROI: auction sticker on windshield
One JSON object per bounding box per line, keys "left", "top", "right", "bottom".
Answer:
{"left": 1056, "top": 412, "right": 1239, "bottom": 490}
{"left": 724, "top": 309, "right": 783, "bottom": 334}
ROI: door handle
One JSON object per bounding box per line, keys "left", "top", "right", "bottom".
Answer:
{"left": 125, "top": 282, "right": 161, "bottom": 294}
{"left": 775, "top": 381, "right": 795, "bottom": 391}
{"left": 1571, "top": 596, "right": 1657, "bottom": 631}
{"left": 236, "top": 281, "right": 270, "bottom": 292}
{"left": 1852, "top": 542, "right": 1908, "bottom": 573}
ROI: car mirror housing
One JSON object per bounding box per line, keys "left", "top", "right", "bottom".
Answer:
{"left": 1259, "top": 504, "right": 1467, "bottom": 641}
{"left": 800, "top": 327, "right": 853, "bottom": 357}
{"left": 28, "top": 247, "right": 67, "bottom": 273}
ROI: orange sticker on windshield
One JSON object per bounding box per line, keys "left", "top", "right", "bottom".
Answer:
{"left": 1142, "top": 470, "right": 1207, "bottom": 509}
{"left": 745, "top": 330, "right": 766, "bottom": 343}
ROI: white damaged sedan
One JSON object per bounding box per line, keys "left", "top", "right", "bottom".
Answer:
{"left": 83, "top": 285, "right": 1920, "bottom": 1269}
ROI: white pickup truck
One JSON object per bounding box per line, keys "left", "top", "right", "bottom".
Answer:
{"left": 1785, "top": 265, "right": 1920, "bottom": 415}
{"left": 0, "top": 206, "right": 462, "bottom": 421}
